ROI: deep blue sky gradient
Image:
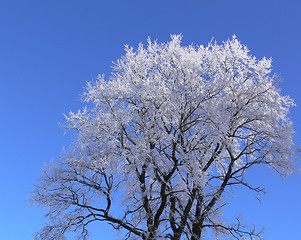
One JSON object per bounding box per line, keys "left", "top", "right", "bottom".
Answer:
{"left": 0, "top": 1, "right": 300, "bottom": 239}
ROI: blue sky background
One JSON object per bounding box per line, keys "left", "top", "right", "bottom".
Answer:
{"left": 0, "top": 1, "right": 300, "bottom": 239}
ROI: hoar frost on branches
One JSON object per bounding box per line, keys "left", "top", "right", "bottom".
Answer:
{"left": 30, "top": 35, "right": 296, "bottom": 240}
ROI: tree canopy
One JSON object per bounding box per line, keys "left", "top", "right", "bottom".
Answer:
{"left": 31, "top": 35, "right": 296, "bottom": 240}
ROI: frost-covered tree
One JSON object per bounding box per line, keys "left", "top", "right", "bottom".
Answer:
{"left": 31, "top": 35, "right": 297, "bottom": 240}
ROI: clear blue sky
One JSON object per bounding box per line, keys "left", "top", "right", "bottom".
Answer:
{"left": 0, "top": 1, "right": 300, "bottom": 239}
